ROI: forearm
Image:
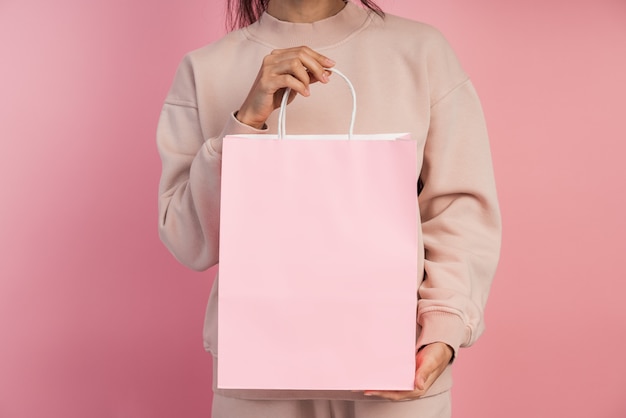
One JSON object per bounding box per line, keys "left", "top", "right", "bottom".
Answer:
{"left": 416, "top": 79, "right": 502, "bottom": 355}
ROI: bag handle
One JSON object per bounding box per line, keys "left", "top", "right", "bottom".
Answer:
{"left": 277, "top": 68, "right": 356, "bottom": 139}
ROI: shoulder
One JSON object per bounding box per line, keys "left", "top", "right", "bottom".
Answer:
{"left": 361, "top": 11, "right": 469, "bottom": 100}
{"left": 165, "top": 29, "right": 250, "bottom": 104}
{"left": 367, "top": 11, "right": 453, "bottom": 51}
{"left": 184, "top": 29, "right": 249, "bottom": 69}
{"left": 364, "top": 11, "right": 465, "bottom": 74}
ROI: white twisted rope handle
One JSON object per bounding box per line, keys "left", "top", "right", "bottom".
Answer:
{"left": 277, "top": 68, "right": 356, "bottom": 139}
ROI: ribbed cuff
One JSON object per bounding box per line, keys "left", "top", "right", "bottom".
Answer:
{"left": 416, "top": 310, "right": 469, "bottom": 360}
{"left": 208, "top": 112, "right": 268, "bottom": 155}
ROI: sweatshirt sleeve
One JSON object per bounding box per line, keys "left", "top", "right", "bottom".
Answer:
{"left": 157, "top": 55, "right": 265, "bottom": 271}
{"left": 414, "top": 42, "right": 502, "bottom": 356}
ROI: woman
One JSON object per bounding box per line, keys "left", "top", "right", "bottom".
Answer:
{"left": 157, "top": 0, "right": 501, "bottom": 416}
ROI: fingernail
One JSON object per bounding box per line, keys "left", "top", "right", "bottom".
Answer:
{"left": 325, "top": 58, "right": 336, "bottom": 65}
{"left": 322, "top": 72, "right": 329, "bottom": 82}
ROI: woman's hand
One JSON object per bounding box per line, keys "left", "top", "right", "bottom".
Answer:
{"left": 236, "top": 46, "right": 335, "bottom": 129}
{"left": 363, "top": 342, "right": 454, "bottom": 401}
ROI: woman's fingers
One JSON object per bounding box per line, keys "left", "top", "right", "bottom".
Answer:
{"left": 362, "top": 343, "right": 454, "bottom": 402}
{"left": 269, "top": 46, "right": 335, "bottom": 88}
{"left": 237, "top": 46, "right": 335, "bottom": 129}
{"left": 272, "top": 47, "right": 334, "bottom": 91}
{"left": 288, "top": 46, "right": 335, "bottom": 84}
{"left": 278, "top": 59, "right": 313, "bottom": 96}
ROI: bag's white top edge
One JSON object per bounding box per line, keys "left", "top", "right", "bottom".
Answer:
{"left": 224, "top": 133, "right": 412, "bottom": 141}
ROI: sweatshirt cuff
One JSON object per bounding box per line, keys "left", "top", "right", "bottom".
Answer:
{"left": 416, "top": 311, "right": 469, "bottom": 360}
{"left": 208, "top": 112, "right": 268, "bottom": 155}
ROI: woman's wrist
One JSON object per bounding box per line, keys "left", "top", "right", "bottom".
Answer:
{"left": 235, "top": 109, "right": 266, "bottom": 130}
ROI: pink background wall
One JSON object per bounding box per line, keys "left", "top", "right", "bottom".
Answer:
{"left": 1, "top": 0, "right": 625, "bottom": 417}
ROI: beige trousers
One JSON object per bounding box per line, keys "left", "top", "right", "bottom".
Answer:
{"left": 211, "top": 391, "right": 451, "bottom": 418}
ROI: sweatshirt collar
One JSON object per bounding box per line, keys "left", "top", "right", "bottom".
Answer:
{"left": 243, "top": 2, "right": 371, "bottom": 49}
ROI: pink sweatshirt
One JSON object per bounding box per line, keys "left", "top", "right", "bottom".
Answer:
{"left": 157, "top": 2, "right": 501, "bottom": 400}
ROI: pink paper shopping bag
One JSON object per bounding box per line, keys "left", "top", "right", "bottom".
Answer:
{"left": 217, "top": 69, "right": 418, "bottom": 391}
